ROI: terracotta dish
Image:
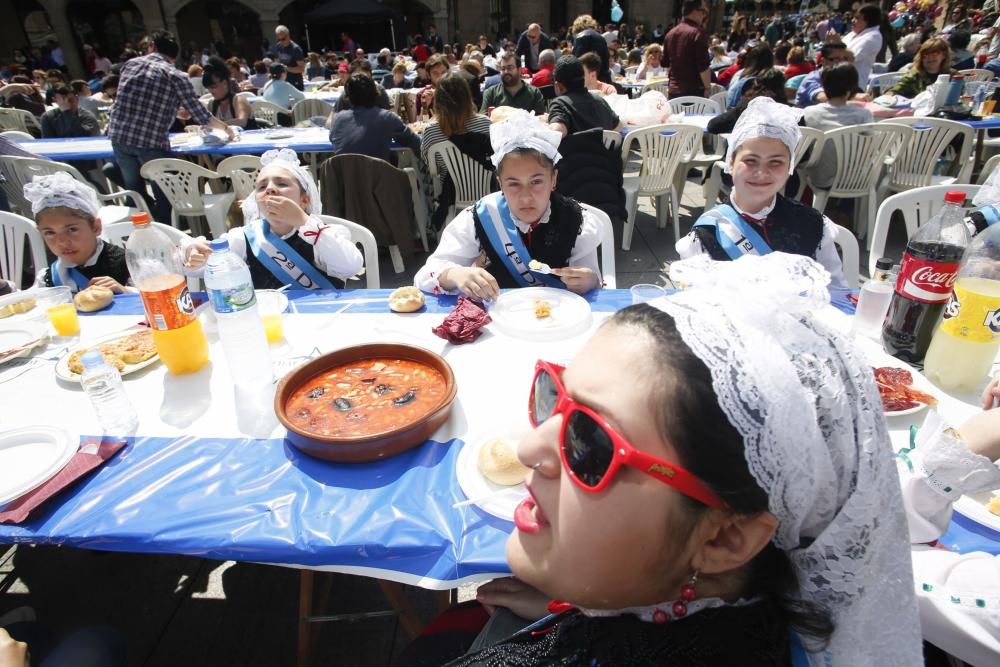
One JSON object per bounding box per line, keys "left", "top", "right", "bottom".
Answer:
{"left": 274, "top": 343, "right": 457, "bottom": 462}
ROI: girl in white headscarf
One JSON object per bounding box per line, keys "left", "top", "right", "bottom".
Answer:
{"left": 677, "top": 96, "right": 847, "bottom": 289}
{"left": 188, "top": 149, "right": 363, "bottom": 290}
{"left": 414, "top": 109, "right": 602, "bottom": 299}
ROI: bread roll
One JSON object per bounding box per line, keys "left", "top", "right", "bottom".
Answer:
{"left": 389, "top": 286, "right": 425, "bottom": 313}
{"left": 73, "top": 286, "right": 114, "bottom": 312}
{"left": 477, "top": 437, "right": 529, "bottom": 486}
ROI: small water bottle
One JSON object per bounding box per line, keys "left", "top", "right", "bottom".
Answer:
{"left": 204, "top": 239, "right": 273, "bottom": 386}
{"left": 974, "top": 83, "right": 988, "bottom": 115}
{"left": 853, "top": 257, "right": 895, "bottom": 339}
{"left": 80, "top": 351, "right": 139, "bottom": 436}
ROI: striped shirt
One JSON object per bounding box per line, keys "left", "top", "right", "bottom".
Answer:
{"left": 108, "top": 52, "right": 213, "bottom": 149}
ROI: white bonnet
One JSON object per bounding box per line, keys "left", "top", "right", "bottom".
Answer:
{"left": 241, "top": 148, "right": 322, "bottom": 220}
{"left": 22, "top": 172, "right": 101, "bottom": 218}
{"left": 724, "top": 97, "right": 804, "bottom": 174}
{"left": 489, "top": 109, "right": 562, "bottom": 168}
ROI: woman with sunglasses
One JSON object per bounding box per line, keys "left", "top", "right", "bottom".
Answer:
{"left": 401, "top": 253, "right": 925, "bottom": 666}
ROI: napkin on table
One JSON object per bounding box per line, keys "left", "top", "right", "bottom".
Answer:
{"left": 432, "top": 297, "right": 492, "bottom": 344}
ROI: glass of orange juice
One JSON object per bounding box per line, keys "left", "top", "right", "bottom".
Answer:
{"left": 256, "top": 290, "right": 287, "bottom": 344}
{"left": 45, "top": 286, "right": 80, "bottom": 336}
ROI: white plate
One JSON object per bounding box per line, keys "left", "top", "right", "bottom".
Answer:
{"left": 954, "top": 491, "right": 1000, "bottom": 534}
{"left": 0, "top": 288, "right": 62, "bottom": 326}
{"left": 55, "top": 328, "right": 160, "bottom": 382}
{"left": 0, "top": 321, "right": 48, "bottom": 365}
{"left": 861, "top": 341, "right": 938, "bottom": 417}
{"left": 255, "top": 289, "right": 289, "bottom": 316}
{"left": 455, "top": 435, "right": 528, "bottom": 521}
{"left": 0, "top": 426, "right": 77, "bottom": 505}
{"left": 265, "top": 130, "right": 294, "bottom": 140}
{"left": 488, "top": 288, "right": 593, "bottom": 342}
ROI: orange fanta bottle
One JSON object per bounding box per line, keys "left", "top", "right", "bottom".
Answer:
{"left": 124, "top": 213, "right": 208, "bottom": 374}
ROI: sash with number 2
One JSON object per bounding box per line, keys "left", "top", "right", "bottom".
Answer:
{"left": 243, "top": 219, "right": 335, "bottom": 290}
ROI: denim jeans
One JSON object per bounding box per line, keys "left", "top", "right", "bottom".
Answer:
{"left": 110, "top": 142, "right": 172, "bottom": 224}
{"left": 984, "top": 57, "right": 1000, "bottom": 78}
{"left": 6, "top": 622, "right": 126, "bottom": 667}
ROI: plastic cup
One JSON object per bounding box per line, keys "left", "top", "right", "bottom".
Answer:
{"left": 630, "top": 283, "right": 666, "bottom": 305}
{"left": 256, "top": 290, "right": 287, "bottom": 344}
{"left": 45, "top": 287, "right": 80, "bottom": 336}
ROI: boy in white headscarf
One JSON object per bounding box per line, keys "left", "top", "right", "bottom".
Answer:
{"left": 187, "top": 149, "right": 363, "bottom": 289}
{"left": 23, "top": 172, "right": 135, "bottom": 293}
{"left": 676, "top": 97, "right": 847, "bottom": 288}
{"left": 414, "top": 109, "right": 602, "bottom": 299}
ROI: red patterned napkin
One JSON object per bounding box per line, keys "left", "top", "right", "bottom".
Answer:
{"left": 0, "top": 439, "right": 127, "bottom": 525}
{"left": 432, "top": 297, "right": 492, "bottom": 344}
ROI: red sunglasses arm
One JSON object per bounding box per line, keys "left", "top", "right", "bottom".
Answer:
{"left": 622, "top": 447, "right": 729, "bottom": 510}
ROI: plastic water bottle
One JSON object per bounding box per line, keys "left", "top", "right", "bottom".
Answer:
{"left": 80, "top": 351, "right": 139, "bottom": 436}
{"left": 853, "top": 257, "right": 895, "bottom": 339}
{"left": 204, "top": 239, "right": 273, "bottom": 386}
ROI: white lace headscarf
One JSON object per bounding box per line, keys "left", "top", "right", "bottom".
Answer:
{"left": 724, "top": 96, "right": 805, "bottom": 174}
{"left": 489, "top": 108, "right": 563, "bottom": 168}
{"left": 22, "top": 171, "right": 100, "bottom": 218}
{"left": 241, "top": 148, "right": 322, "bottom": 222}
{"left": 652, "top": 253, "right": 921, "bottom": 667}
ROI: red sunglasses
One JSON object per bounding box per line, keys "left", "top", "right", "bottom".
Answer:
{"left": 528, "top": 360, "right": 727, "bottom": 510}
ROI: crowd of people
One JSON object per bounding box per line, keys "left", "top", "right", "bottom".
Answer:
{"left": 2, "top": 4, "right": 1000, "bottom": 665}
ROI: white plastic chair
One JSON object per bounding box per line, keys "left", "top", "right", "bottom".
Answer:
{"left": 291, "top": 98, "right": 334, "bottom": 125}
{"left": 640, "top": 79, "right": 671, "bottom": 96}
{"left": 668, "top": 96, "right": 724, "bottom": 190}
{"left": 0, "top": 108, "right": 41, "bottom": 134}
{"left": 139, "top": 158, "right": 235, "bottom": 239}
{"left": 579, "top": 203, "right": 616, "bottom": 289}
{"left": 216, "top": 155, "right": 262, "bottom": 201}
{"left": 830, "top": 223, "right": 860, "bottom": 291}
{"left": 317, "top": 214, "right": 380, "bottom": 288}
{"left": 810, "top": 123, "right": 913, "bottom": 248}
{"left": 0, "top": 155, "right": 150, "bottom": 223}
{"left": 0, "top": 211, "right": 46, "bottom": 289}
{"left": 869, "top": 184, "right": 980, "bottom": 277}
{"left": 866, "top": 72, "right": 904, "bottom": 96}
{"left": 426, "top": 140, "right": 496, "bottom": 226}
{"left": 251, "top": 99, "right": 286, "bottom": 127}
{"left": 709, "top": 83, "right": 726, "bottom": 96}
{"left": 620, "top": 124, "right": 702, "bottom": 250}
{"left": 624, "top": 66, "right": 639, "bottom": 77}
{"left": 0, "top": 130, "right": 32, "bottom": 141}
{"left": 977, "top": 154, "right": 1000, "bottom": 184}
{"left": 709, "top": 91, "right": 728, "bottom": 113}
{"left": 102, "top": 220, "right": 199, "bottom": 290}
{"left": 668, "top": 96, "right": 720, "bottom": 116}
{"left": 958, "top": 69, "right": 994, "bottom": 84}
{"left": 602, "top": 130, "right": 623, "bottom": 151}
{"left": 878, "top": 117, "right": 975, "bottom": 197}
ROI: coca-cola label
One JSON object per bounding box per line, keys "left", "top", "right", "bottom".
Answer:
{"left": 895, "top": 254, "right": 961, "bottom": 304}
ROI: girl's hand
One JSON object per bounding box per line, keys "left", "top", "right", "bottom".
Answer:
{"left": 0, "top": 629, "right": 28, "bottom": 667}
{"left": 550, "top": 266, "right": 600, "bottom": 294}
{"left": 442, "top": 267, "right": 500, "bottom": 302}
{"left": 184, "top": 239, "right": 212, "bottom": 269}
{"left": 476, "top": 577, "right": 551, "bottom": 620}
{"left": 262, "top": 195, "right": 309, "bottom": 228}
{"left": 88, "top": 276, "right": 126, "bottom": 294}
{"left": 982, "top": 376, "right": 1000, "bottom": 411}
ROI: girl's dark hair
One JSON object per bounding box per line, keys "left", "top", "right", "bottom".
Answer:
{"left": 745, "top": 68, "right": 788, "bottom": 103}
{"left": 345, "top": 73, "right": 377, "bottom": 108}
{"left": 608, "top": 305, "right": 835, "bottom": 647}
{"left": 201, "top": 56, "right": 229, "bottom": 88}
{"left": 820, "top": 63, "right": 860, "bottom": 100}
{"left": 743, "top": 43, "right": 774, "bottom": 77}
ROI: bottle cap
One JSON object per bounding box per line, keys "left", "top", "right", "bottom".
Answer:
{"left": 209, "top": 238, "right": 229, "bottom": 252}
{"left": 131, "top": 212, "right": 150, "bottom": 227}
{"left": 875, "top": 257, "right": 893, "bottom": 270}
{"left": 944, "top": 191, "right": 967, "bottom": 205}
{"left": 80, "top": 350, "right": 105, "bottom": 369}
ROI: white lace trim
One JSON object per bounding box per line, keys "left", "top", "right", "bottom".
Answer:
{"left": 912, "top": 411, "right": 1000, "bottom": 500}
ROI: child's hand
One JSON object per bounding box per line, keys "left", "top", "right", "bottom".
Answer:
{"left": 550, "top": 266, "right": 600, "bottom": 294}
{"left": 982, "top": 376, "right": 1000, "bottom": 411}
{"left": 184, "top": 239, "right": 212, "bottom": 269}
{"left": 262, "top": 195, "right": 309, "bottom": 228}
{"left": 88, "top": 276, "right": 126, "bottom": 294}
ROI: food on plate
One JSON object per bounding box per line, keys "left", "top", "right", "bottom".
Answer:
{"left": 432, "top": 297, "right": 492, "bottom": 344}
{"left": 73, "top": 285, "right": 114, "bottom": 312}
{"left": 284, "top": 357, "right": 449, "bottom": 437}
{"left": 107, "top": 329, "right": 156, "bottom": 364}
{"left": 477, "top": 437, "right": 529, "bottom": 486}
{"left": 988, "top": 495, "right": 1000, "bottom": 517}
{"left": 67, "top": 347, "right": 126, "bottom": 374}
{"left": 388, "top": 286, "right": 425, "bottom": 313}
{"left": 533, "top": 299, "right": 552, "bottom": 319}
{"left": 872, "top": 366, "right": 938, "bottom": 412}
{"left": 0, "top": 298, "right": 37, "bottom": 319}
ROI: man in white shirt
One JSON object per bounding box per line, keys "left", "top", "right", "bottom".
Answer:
{"left": 842, "top": 4, "right": 883, "bottom": 84}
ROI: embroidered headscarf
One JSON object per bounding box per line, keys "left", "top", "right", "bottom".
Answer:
{"left": 23, "top": 172, "right": 100, "bottom": 218}
{"left": 489, "top": 108, "right": 563, "bottom": 168}
{"left": 240, "top": 148, "right": 322, "bottom": 221}
{"left": 725, "top": 97, "right": 805, "bottom": 174}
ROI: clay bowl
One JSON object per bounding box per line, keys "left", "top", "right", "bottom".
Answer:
{"left": 274, "top": 343, "right": 457, "bottom": 463}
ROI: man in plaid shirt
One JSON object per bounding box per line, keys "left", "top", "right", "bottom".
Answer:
{"left": 108, "top": 30, "right": 233, "bottom": 223}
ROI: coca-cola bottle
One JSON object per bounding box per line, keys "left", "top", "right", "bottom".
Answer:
{"left": 881, "top": 191, "right": 971, "bottom": 364}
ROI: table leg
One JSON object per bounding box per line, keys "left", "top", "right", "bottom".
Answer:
{"left": 297, "top": 570, "right": 313, "bottom": 667}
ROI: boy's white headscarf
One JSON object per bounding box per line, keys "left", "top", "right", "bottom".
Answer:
{"left": 22, "top": 172, "right": 100, "bottom": 217}
{"left": 489, "top": 109, "right": 563, "bottom": 168}
{"left": 724, "top": 97, "right": 805, "bottom": 174}
{"left": 240, "top": 148, "right": 322, "bottom": 221}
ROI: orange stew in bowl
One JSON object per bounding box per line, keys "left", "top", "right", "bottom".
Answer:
{"left": 285, "top": 358, "right": 448, "bottom": 437}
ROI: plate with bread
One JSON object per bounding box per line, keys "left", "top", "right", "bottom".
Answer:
{"left": 455, "top": 434, "right": 530, "bottom": 521}
{"left": 55, "top": 327, "right": 159, "bottom": 382}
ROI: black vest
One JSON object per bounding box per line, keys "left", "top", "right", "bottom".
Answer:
{"left": 43, "top": 243, "right": 131, "bottom": 287}
{"left": 694, "top": 194, "right": 825, "bottom": 262}
{"left": 471, "top": 193, "right": 584, "bottom": 289}
{"left": 243, "top": 230, "right": 345, "bottom": 290}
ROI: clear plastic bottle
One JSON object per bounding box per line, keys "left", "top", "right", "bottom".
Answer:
{"left": 204, "top": 239, "right": 273, "bottom": 386}
{"left": 80, "top": 351, "right": 139, "bottom": 436}
{"left": 853, "top": 257, "right": 894, "bottom": 338}
{"left": 124, "top": 212, "right": 208, "bottom": 374}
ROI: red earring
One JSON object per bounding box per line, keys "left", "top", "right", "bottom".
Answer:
{"left": 652, "top": 570, "right": 699, "bottom": 624}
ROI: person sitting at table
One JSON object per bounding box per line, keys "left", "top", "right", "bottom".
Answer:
{"left": 381, "top": 61, "right": 412, "bottom": 90}
{"left": 707, "top": 69, "right": 790, "bottom": 135}
{"left": 529, "top": 49, "right": 557, "bottom": 88}
{"left": 888, "top": 38, "right": 956, "bottom": 99}
{"left": 580, "top": 52, "right": 617, "bottom": 96}
{"left": 635, "top": 43, "right": 667, "bottom": 81}
{"left": 186, "top": 149, "right": 362, "bottom": 290}
{"left": 39, "top": 84, "right": 101, "bottom": 139}
{"left": 23, "top": 173, "right": 134, "bottom": 294}
{"left": 726, "top": 43, "right": 774, "bottom": 110}
{"left": 802, "top": 63, "right": 873, "bottom": 191}
{"left": 305, "top": 51, "right": 326, "bottom": 81}
{"left": 0, "top": 76, "right": 45, "bottom": 124}
{"left": 546, "top": 55, "right": 624, "bottom": 137}
{"left": 329, "top": 74, "right": 421, "bottom": 163}
{"left": 415, "top": 109, "right": 602, "bottom": 298}
{"left": 201, "top": 57, "right": 254, "bottom": 129}
{"left": 400, "top": 252, "right": 923, "bottom": 667}
{"left": 480, "top": 52, "right": 546, "bottom": 115}
{"left": 677, "top": 97, "right": 847, "bottom": 288}
{"left": 248, "top": 60, "right": 269, "bottom": 90}
{"left": 329, "top": 59, "right": 391, "bottom": 113}
{"left": 260, "top": 62, "right": 305, "bottom": 115}
{"left": 90, "top": 74, "right": 118, "bottom": 106}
